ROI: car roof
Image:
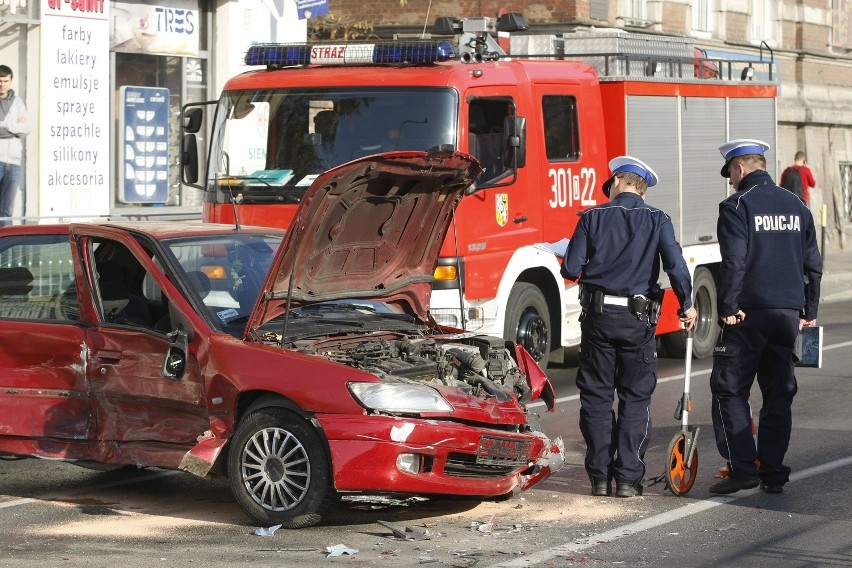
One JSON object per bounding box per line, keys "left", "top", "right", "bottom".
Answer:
{"left": 0, "top": 221, "right": 284, "bottom": 240}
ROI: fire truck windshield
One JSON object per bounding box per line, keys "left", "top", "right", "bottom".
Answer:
{"left": 209, "top": 87, "right": 459, "bottom": 203}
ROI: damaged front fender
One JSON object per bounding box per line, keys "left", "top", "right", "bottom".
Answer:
{"left": 519, "top": 435, "right": 565, "bottom": 491}
{"left": 514, "top": 344, "right": 557, "bottom": 411}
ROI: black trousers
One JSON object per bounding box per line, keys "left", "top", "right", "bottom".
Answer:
{"left": 710, "top": 308, "right": 799, "bottom": 484}
{"left": 576, "top": 305, "right": 657, "bottom": 484}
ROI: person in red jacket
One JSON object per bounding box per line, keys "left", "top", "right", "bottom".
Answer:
{"left": 780, "top": 151, "right": 817, "bottom": 205}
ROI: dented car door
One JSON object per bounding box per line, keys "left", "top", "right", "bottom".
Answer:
{"left": 72, "top": 228, "right": 211, "bottom": 467}
{"left": 0, "top": 230, "right": 92, "bottom": 454}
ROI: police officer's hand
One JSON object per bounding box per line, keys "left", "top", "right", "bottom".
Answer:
{"left": 800, "top": 318, "right": 816, "bottom": 331}
{"left": 721, "top": 310, "right": 746, "bottom": 326}
{"left": 679, "top": 307, "right": 698, "bottom": 331}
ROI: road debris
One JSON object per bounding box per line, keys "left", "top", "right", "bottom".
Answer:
{"left": 377, "top": 520, "right": 430, "bottom": 540}
{"left": 252, "top": 524, "right": 282, "bottom": 536}
{"left": 472, "top": 513, "right": 496, "bottom": 533}
{"left": 325, "top": 544, "right": 359, "bottom": 557}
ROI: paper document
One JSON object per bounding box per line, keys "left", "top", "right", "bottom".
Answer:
{"left": 533, "top": 238, "right": 570, "bottom": 257}
{"left": 249, "top": 169, "right": 294, "bottom": 184}
{"left": 794, "top": 325, "right": 823, "bottom": 368}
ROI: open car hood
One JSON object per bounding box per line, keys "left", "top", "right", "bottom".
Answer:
{"left": 247, "top": 151, "right": 482, "bottom": 328}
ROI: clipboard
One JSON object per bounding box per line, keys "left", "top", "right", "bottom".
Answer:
{"left": 794, "top": 326, "right": 823, "bottom": 368}
{"left": 533, "top": 237, "right": 570, "bottom": 257}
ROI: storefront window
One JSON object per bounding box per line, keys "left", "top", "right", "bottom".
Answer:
{"left": 111, "top": 0, "right": 207, "bottom": 214}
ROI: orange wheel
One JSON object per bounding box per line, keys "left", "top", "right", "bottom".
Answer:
{"left": 665, "top": 433, "right": 698, "bottom": 496}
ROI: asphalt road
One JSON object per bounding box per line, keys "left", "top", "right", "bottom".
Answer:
{"left": 1, "top": 300, "right": 851, "bottom": 567}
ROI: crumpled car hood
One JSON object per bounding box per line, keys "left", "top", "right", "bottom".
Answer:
{"left": 247, "top": 151, "right": 481, "bottom": 328}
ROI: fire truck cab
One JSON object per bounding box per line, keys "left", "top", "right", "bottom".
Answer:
{"left": 182, "top": 14, "right": 777, "bottom": 369}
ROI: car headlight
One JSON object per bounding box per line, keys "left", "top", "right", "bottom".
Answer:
{"left": 349, "top": 382, "right": 453, "bottom": 413}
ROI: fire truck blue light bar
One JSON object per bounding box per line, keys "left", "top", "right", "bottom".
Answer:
{"left": 245, "top": 40, "right": 457, "bottom": 66}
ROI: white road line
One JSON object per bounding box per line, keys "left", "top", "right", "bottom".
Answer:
{"left": 489, "top": 454, "right": 852, "bottom": 568}
{"left": 530, "top": 338, "right": 849, "bottom": 409}
{"left": 0, "top": 498, "right": 36, "bottom": 509}
{"left": 824, "top": 339, "right": 852, "bottom": 351}
{"left": 504, "top": 336, "right": 852, "bottom": 567}
{"left": 530, "top": 369, "right": 710, "bottom": 408}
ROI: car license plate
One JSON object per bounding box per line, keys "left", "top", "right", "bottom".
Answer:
{"left": 476, "top": 436, "right": 532, "bottom": 466}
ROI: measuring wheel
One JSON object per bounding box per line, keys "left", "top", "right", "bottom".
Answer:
{"left": 665, "top": 432, "right": 698, "bottom": 496}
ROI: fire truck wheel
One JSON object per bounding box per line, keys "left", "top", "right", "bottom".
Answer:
{"left": 661, "top": 267, "right": 719, "bottom": 359}
{"left": 228, "top": 407, "right": 337, "bottom": 528}
{"left": 504, "top": 282, "right": 552, "bottom": 371}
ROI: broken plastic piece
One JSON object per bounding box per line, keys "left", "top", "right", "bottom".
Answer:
{"left": 253, "top": 524, "right": 282, "bottom": 536}
{"left": 377, "top": 520, "right": 428, "bottom": 540}
{"left": 325, "top": 544, "right": 359, "bottom": 557}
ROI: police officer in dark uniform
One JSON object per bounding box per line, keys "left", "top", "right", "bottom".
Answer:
{"left": 708, "top": 140, "right": 822, "bottom": 494}
{"left": 562, "top": 156, "right": 697, "bottom": 498}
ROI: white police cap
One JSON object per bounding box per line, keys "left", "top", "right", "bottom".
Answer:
{"left": 718, "top": 138, "right": 770, "bottom": 178}
{"left": 602, "top": 156, "right": 658, "bottom": 197}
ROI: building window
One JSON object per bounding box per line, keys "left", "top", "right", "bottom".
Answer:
{"left": 623, "top": 0, "right": 646, "bottom": 21}
{"left": 832, "top": 0, "right": 852, "bottom": 50}
{"left": 590, "top": 0, "right": 609, "bottom": 21}
{"left": 691, "top": 0, "right": 713, "bottom": 35}
{"left": 751, "top": 0, "right": 777, "bottom": 45}
{"left": 841, "top": 162, "right": 852, "bottom": 224}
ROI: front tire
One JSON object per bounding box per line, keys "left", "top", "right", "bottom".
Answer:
{"left": 504, "top": 283, "right": 551, "bottom": 371}
{"left": 227, "top": 407, "right": 336, "bottom": 528}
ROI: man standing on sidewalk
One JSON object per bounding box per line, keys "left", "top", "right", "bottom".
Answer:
{"left": 0, "top": 65, "right": 30, "bottom": 227}
{"left": 708, "top": 139, "right": 822, "bottom": 495}
{"left": 780, "top": 151, "right": 816, "bottom": 205}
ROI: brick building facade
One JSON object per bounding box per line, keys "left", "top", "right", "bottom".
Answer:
{"left": 323, "top": 0, "right": 852, "bottom": 248}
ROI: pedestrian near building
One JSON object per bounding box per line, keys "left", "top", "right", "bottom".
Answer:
{"left": 0, "top": 65, "right": 30, "bottom": 227}
{"left": 708, "top": 139, "right": 822, "bottom": 495}
{"left": 561, "top": 156, "right": 697, "bottom": 498}
{"left": 779, "top": 151, "right": 816, "bottom": 205}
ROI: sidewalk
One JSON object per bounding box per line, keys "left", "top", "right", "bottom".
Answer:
{"left": 819, "top": 237, "right": 852, "bottom": 304}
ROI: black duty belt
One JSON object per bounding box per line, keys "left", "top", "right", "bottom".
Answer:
{"left": 582, "top": 288, "right": 653, "bottom": 321}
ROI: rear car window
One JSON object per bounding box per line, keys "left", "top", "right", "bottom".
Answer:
{"left": 0, "top": 235, "right": 79, "bottom": 321}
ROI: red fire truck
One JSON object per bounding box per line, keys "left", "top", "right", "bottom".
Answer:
{"left": 181, "top": 14, "right": 777, "bottom": 369}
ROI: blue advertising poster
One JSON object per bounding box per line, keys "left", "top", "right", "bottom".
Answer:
{"left": 296, "top": 0, "right": 329, "bottom": 19}
{"left": 119, "top": 86, "right": 170, "bottom": 204}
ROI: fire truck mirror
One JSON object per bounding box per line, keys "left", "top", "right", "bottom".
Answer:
{"left": 504, "top": 115, "right": 526, "bottom": 169}
{"left": 182, "top": 134, "right": 199, "bottom": 185}
{"left": 183, "top": 107, "right": 203, "bottom": 134}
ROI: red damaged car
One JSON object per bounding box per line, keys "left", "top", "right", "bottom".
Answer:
{"left": 0, "top": 151, "right": 563, "bottom": 528}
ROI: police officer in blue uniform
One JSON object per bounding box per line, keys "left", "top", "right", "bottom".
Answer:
{"left": 708, "top": 140, "right": 822, "bottom": 494}
{"left": 562, "top": 156, "right": 697, "bottom": 498}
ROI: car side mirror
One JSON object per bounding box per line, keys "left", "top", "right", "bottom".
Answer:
{"left": 162, "top": 322, "right": 190, "bottom": 380}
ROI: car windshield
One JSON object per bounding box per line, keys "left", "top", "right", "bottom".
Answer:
{"left": 162, "top": 232, "right": 282, "bottom": 335}
{"left": 208, "top": 87, "right": 458, "bottom": 202}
